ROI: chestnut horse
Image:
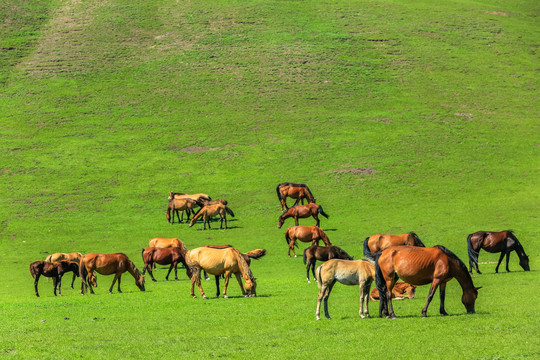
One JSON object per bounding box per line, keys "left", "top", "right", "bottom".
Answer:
{"left": 168, "top": 192, "right": 212, "bottom": 202}
{"left": 141, "top": 247, "right": 191, "bottom": 282}
{"left": 303, "top": 245, "right": 353, "bottom": 283}
{"left": 148, "top": 237, "right": 185, "bottom": 248}
{"left": 370, "top": 281, "right": 416, "bottom": 301}
{"left": 363, "top": 232, "right": 425, "bottom": 261}
{"left": 185, "top": 246, "right": 256, "bottom": 299}
{"left": 80, "top": 253, "right": 145, "bottom": 294}
{"left": 166, "top": 198, "right": 202, "bottom": 224}
{"left": 467, "top": 230, "right": 530, "bottom": 274}
{"left": 277, "top": 203, "right": 329, "bottom": 228}
{"left": 375, "top": 245, "right": 481, "bottom": 318}
{"left": 276, "top": 182, "right": 316, "bottom": 211}
{"left": 315, "top": 259, "right": 376, "bottom": 320}
{"left": 189, "top": 203, "right": 235, "bottom": 230}
{"left": 30, "top": 261, "right": 80, "bottom": 297}
{"left": 285, "top": 226, "right": 332, "bottom": 257}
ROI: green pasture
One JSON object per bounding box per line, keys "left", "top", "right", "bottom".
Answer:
{"left": 1, "top": 0, "right": 538, "bottom": 358}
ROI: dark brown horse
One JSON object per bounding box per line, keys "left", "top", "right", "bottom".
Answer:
{"left": 80, "top": 253, "right": 145, "bottom": 294}
{"left": 29, "top": 261, "right": 79, "bottom": 297}
{"left": 467, "top": 230, "right": 529, "bottom": 274}
{"left": 375, "top": 245, "right": 481, "bottom": 318}
{"left": 141, "top": 246, "right": 191, "bottom": 282}
{"left": 276, "top": 182, "right": 316, "bottom": 211}
{"left": 303, "top": 245, "right": 353, "bottom": 283}
{"left": 285, "top": 225, "right": 332, "bottom": 257}
{"left": 363, "top": 232, "right": 425, "bottom": 261}
{"left": 370, "top": 281, "right": 416, "bottom": 301}
{"left": 277, "top": 203, "right": 329, "bottom": 228}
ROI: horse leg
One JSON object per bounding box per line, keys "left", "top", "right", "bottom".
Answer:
{"left": 311, "top": 260, "right": 318, "bottom": 283}
{"left": 315, "top": 284, "right": 327, "bottom": 320}
{"left": 34, "top": 273, "right": 41, "bottom": 297}
{"left": 204, "top": 270, "right": 210, "bottom": 281}
{"left": 505, "top": 251, "right": 511, "bottom": 272}
{"left": 290, "top": 239, "right": 296, "bottom": 258}
{"left": 224, "top": 214, "right": 227, "bottom": 229}
{"left": 306, "top": 260, "right": 311, "bottom": 283}
{"left": 214, "top": 275, "right": 221, "bottom": 298}
{"left": 495, "top": 252, "right": 506, "bottom": 273}
{"left": 165, "top": 264, "right": 174, "bottom": 281}
{"left": 71, "top": 272, "right": 77, "bottom": 289}
{"left": 193, "top": 270, "right": 207, "bottom": 299}
{"left": 173, "top": 262, "right": 179, "bottom": 280}
{"left": 359, "top": 281, "right": 372, "bottom": 318}
{"left": 323, "top": 280, "right": 336, "bottom": 319}
{"left": 439, "top": 282, "right": 448, "bottom": 316}
{"left": 294, "top": 215, "right": 299, "bottom": 226}
{"left": 109, "top": 273, "right": 121, "bottom": 294}
{"left": 234, "top": 272, "right": 246, "bottom": 297}
{"left": 53, "top": 277, "right": 58, "bottom": 296}
{"left": 386, "top": 278, "right": 398, "bottom": 319}
{"left": 421, "top": 280, "right": 441, "bottom": 318}
{"left": 58, "top": 274, "right": 65, "bottom": 296}
{"left": 314, "top": 214, "right": 320, "bottom": 227}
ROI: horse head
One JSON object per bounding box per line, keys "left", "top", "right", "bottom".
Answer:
{"left": 277, "top": 215, "right": 285, "bottom": 229}
{"left": 463, "top": 287, "right": 481, "bottom": 314}
{"left": 245, "top": 277, "right": 257, "bottom": 297}
{"left": 519, "top": 255, "right": 530, "bottom": 271}
{"left": 136, "top": 273, "right": 146, "bottom": 292}
{"left": 335, "top": 247, "right": 353, "bottom": 260}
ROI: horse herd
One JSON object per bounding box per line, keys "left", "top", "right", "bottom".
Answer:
{"left": 29, "top": 182, "right": 531, "bottom": 321}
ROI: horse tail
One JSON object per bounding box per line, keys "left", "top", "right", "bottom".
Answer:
{"left": 276, "top": 184, "right": 284, "bottom": 202}
{"left": 245, "top": 249, "right": 266, "bottom": 260}
{"left": 374, "top": 253, "right": 388, "bottom": 316}
{"left": 317, "top": 205, "right": 329, "bottom": 219}
{"left": 467, "top": 233, "right": 479, "bottom": 268}
{"left": 316, "top": 264, "right": 323, "bottom": 289}
{"left": 363, "top": 237, "right": 376, "bottom": 262}
{"left": 225, "top": 206, "right": 235, "bottom": 217}
{"left": 285, "top": 229, "right": 291, "bottom": 245}
{"left": 410, "top": 232, "right": 425, "bottom": 247}
{"left": 79, "top": 256, "right": 88, "bottom": 286}
{"left": 303, "top": 247, "right": 308, "bottom": 265}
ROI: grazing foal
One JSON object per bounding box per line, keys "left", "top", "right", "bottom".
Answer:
{"left": 29, "top": 261, "right": 79, "bottom": 297}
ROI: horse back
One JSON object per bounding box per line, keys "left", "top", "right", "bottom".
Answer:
{"left": 379, "top": 246, "right": 442, "bottom": 286}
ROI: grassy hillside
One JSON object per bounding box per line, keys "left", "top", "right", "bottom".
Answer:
{"left": 1, "top": 0, "right": 538, "bottom": 358}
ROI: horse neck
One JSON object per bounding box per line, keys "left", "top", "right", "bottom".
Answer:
{"left": 126, "top": 260, "right": 141, "bottom": 281}
{"left": 233, "top": 249, "right": 253, "bottom": 281}
{"left": 191, "top": 209, "right": 205, "bottom": 222}
{"left": 449, "top": 257, "right": 475, "bottom": 291}
{"left": 508, "top": 233, "right": 527, "bottom": 258}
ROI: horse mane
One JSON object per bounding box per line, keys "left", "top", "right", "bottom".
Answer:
{"left": 434, "top": 245, "right": 473, "bottom": 283}
{"left": 231, "top": 248, "right": 254, "bottom": 280}
{"left": 466, "top": 233, "right": 479, "bottom": 266}
{"left": 410, "top": 232, "right": 425, "bottom": 247}
{"left": 506, "top": 230, "right": 527, "bottom": 257}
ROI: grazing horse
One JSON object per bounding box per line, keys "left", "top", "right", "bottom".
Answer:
{"left": 44, "top": 252, "right": 83, "bottom": 288}
{"left": 29, "top": 261, "right": 79, "bottom": 297}
{"left": 467, "top": 230, "right": 530, "bottom": 274}
{"left": 315, "top": 259, "right": 376, "bottom": 320}
{"left": 363, "top": 232, "right": 425, "bottom": 261}
{"left": 189, "top": 203, "right": 235, "bottom": 230}
{"left": 168, "top": 192, "right": 212, "bottom": 202}
{"left": 370, "top": 281, "right": 416, "bottom": 301}
{"left": 166, "top": 198, "right": 202, "bottom": 224}
{"left": 277, "top": 204, "right": 329, "bottom": 228}
{"left": 201, "top": 198, "right": 228, "bottom": 206}
{"left": 303, "top": 245, "right": 353, "bottom": 283}
{"left": 142, "top": 247, "right": 191, "bottom": 282}
{"left": 185, "top": 247, "right": 257, "bottom": 299}
{"left": 276, "top": 182, "right": 316, "bottom": 211}
{"left": 285, "top": 226, "right": 332, "bottom": 257}
{"left": 375, "top": 245, "right": 481, "bottom": 318}
{"left": 80, "top": 253, "right": 145, "bottom": 294}
{"left": 202, "top": 245, "right": 266, "bottom": 280}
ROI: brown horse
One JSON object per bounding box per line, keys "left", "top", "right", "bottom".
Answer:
{"left": 375, "top": 245, "right": 481, "bottom": 318}
{"left": 363, "top": 232, "right": 425, "bottom": 261}
{"left": 189, "top": 203, "right": 235, "bottom": 230}
{"left": 285, "top": 226, "right": 332, "bottom": 257}
{"left": 370, "top": 281, "right": 416, "bottom": 301}
{"left": 29, "top": 261, "right": 79, "bottom": 297}
{"left": 44, "top": 252, "right": 84, "bottom": 287}
{"left": 201, "top": 198, "right": 228, "bottom": 206}
{"left": 315, "top": 259, "right": 376, "bottom": 320}
{"left": 303, "top": 245, "right": 353, "bottom": 283}
{"left": 185, "top": 246, "right": 256, "bottom": 299}
{"left": 166, "top": 198, "right": 202, "bottom": 224}
{"left": 141, "top": 247, "right": 191, "bottom": 281}
{"left": 80, "top": 253, "right": 145, "bottom": 294}
{"left": 168, "top": 192, "right": 212, "bottom": 202}
{"left": 276, "top": 182, "right": 316, "bottom": 211}
{"left": 277, "top": 203, "right": 329, "bottom": 228}
{"left": 467, "top": 230, "right": 530, "bottom": 274}
{"left": 148, "top": 237, "right": 185, "bottom": 248}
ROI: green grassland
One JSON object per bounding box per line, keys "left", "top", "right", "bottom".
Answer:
{"left": 1, "top": 0, "right": 539, "bottom": 358}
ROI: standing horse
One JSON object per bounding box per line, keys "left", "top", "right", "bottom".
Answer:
{"left": 285, "top": 226, "right": 332, "bottom": 257}
{"left": 29, "top": 261, "right": 79, "bottom": 297}
{"left": 315, "top": 259, "right": 376, "bottom": 320}
{"left": 370, "top": 281, "right": 416, "bottom": 301}
{"left": 168, "top": 192, "right": 212, "bottom": 202}
{"left": 80, "top": 253, "right": 145, "bottom": 294}
{"left": 375, "top": 245, "right": 481, "bottom": 318}
{"left": 363, "top": 232, "right": 425, "bottom": 261}
{"left": 467, "top": 230, "right": 530, "bottom": 274}
{"left": 189, "top": 203, "right": 235, "bottom": 230}
{"left": 303, "top": 245, "right": 353, "bottom": 283}
{"left": 185, "top": 247, "right": 257, "bottom": 299}
{"left": 44, "top": 252, "right": 83, "bottom": 288}
{"left": 141, "top": 247, "right": 191, "bottom": 282}
{"left": 166, "top": 198, "right": 202, "bottom": 224}
{"left": 276, "top": 182, "right": 316, "bottom": 211}
{"left": 277, "top": 204, "right": 329, "bottom": 228}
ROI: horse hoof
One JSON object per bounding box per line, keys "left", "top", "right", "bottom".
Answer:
{"left": 307, "top": 280, "right": 311, "bottom": 284}
{"left": 316, "top": 317, "right": 320, "bottom": 321}
{"left": 203, "top": 296, "right": 208, "bottom": 300}
{"left": 152, "top": 279, "right": 157, "bottom": 282}
{"left": 224, "top": 295, "right": 228, "bottom": 299}
{"left": 294, "top": 255, "right": 297, "bottom": 258}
